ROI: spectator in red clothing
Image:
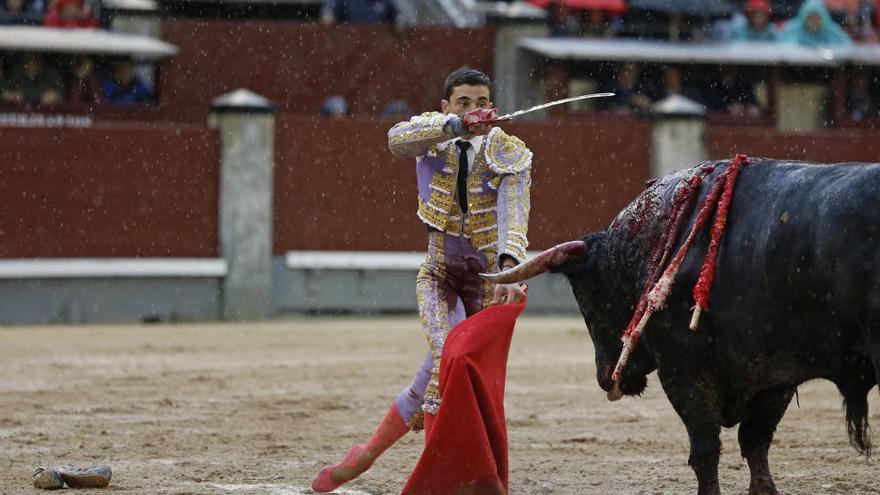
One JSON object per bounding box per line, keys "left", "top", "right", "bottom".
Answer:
{"left": 67, "top": 55, "right": 102, "bottom": 105}
{"left": 43, "top": 0, "right": 97, "bottom": 28}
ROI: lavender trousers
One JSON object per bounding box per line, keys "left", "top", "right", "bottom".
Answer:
{"left": 395, "top": 231, "right": 493, "bottom": 426}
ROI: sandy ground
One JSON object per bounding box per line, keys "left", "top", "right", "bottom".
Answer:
{"left": 0, "top": 316, "right": 877, "bottom": 495}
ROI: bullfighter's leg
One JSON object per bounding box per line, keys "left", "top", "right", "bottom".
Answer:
{"left": 416, "top": 232, "right": 463, "bottom": 416}
{"left": 311, "top": 401, "right": 409, "bottom": 492}
{"left": 395, "top": 352, "right": 434, "bottom": 430}
{"left": 659, "top": 371, "right": 723, "bottom": 495}
{"left": 459, "top": 247, "right": 492, "bottom": 316}
{"left": 737, "top": 387, "right": 795, "bottom": 495}
{"left": 313, "top": 291, "right": 467, "bottom": 491}
{"left": 313, "top": 351, "right": 443, "bottom": 491}
{"left": 396, "top": 299, "right": 467, "bottom": 430}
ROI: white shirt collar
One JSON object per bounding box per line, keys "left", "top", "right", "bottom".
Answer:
{"left": 456, "top": 135, "right": 482, "bottom": 173}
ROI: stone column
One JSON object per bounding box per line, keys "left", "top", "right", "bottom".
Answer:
{"left": 209, "top": 89, "right": 277, "bottom": 320}
{"left": 492, "top": 21, "right": 549, "bottom": 118}
{"left": 650, "top": 95, "right": 708, "bottom": 179}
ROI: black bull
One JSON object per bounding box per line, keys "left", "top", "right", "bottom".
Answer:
{"left": 486, "top": 158, "right": 880, "bottom": 495}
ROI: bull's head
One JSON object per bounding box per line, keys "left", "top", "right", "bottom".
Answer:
{"left": 482, "top": 232, "right": 655, "bottom": 401}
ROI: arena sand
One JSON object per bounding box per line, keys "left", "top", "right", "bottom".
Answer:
{"left": 0, "top": 316, "right": 876, "bottom": 494}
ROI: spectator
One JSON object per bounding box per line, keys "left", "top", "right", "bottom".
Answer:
{"left": 847, "top": 68, "right": 877, "bottom": 120}
{"left": 843, "top": 11, "right": 879, "bottom": 42}
{"left": 601, "top": 62, "right": 652, "bottom": 112}
{"left": 67, "top": 55, "right": 102, "bottom": 105}
{"left": 0, "top": 54, "right": 6, "bottom": 95}
{"left": 780, "top": 0, "right": 853, "bottom": 46}
{"left": 728, "top": 0, "right": 779, "bottom": 41}
{"left": 547, "top": 2, "right": 580, "bottom": 36}
{"left": 320, "top": 95, "right": 348, "bottom": 118}
{"left": 582, "top": 8, "right": 622, "bottom": 38}
{"left": 382, "top": 99, "right": 412, "bottom": 119}
{"left": 0, "top": 0, "right": 45, "bottom": 25}
{"left": 101, "top": 60, "right": 152, "bottom": 106}
{"left": 320, "top": 0, "right": 397, "bottom": 25}
{"left": 705, "top": 66, "right": 762, "bottom": 116}
{"left": 546, "top": 4, "right": 621, "bottom": 38}
{"left": 654, "top": 66, "right": 704, "bottom": 105}
{"left": 1, "top": 53, "right": 63, "bottom": 106}
{"left": 43, "top": 0, "right": 97, "bottom": 28}
{"left": 824, "top": 0, "right": 864, "bottom": 16}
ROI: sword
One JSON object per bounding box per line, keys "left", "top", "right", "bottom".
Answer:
{"left": 463, "top": 92, "right": 615, "bottom": 125}
{"left": 495, "top": 92, "right": 616, "bottom": 121}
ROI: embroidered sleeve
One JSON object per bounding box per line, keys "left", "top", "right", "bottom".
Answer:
{"left": 388, "top": 112, "right": 457, "bottom": 158}
{"left": 495, "top": 168, "right": 531, "bottom": 266}
{"left": 484, "top": 127, "right": 533, "bottom": 175}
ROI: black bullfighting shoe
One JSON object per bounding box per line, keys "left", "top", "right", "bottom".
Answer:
{"left": 32, "top": 467, "right": 64, "bottom": 490}
{"left": 59, "top": 464, "right": 112, "bottom": 488}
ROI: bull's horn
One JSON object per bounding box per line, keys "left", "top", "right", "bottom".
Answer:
{"left": 480, "top": 240, "right": 588, "bottom": 284}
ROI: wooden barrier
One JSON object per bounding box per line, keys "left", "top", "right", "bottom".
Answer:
{"left": 0, "top": 124, "right": 219, "bottom": 258}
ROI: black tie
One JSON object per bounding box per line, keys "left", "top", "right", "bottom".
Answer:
{"left": 456, "top": 140, "right": 471, "bottom": 214}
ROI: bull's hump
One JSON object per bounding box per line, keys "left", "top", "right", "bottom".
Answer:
{"left": 612, "top": 159, "right": 880, "bottom": 232}
{"left": 609, "top": 167, "right": 695, "bottom": 237}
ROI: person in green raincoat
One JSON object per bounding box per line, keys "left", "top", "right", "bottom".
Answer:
{"left": 779, "top": 0, "right": 853, "bottom": 46}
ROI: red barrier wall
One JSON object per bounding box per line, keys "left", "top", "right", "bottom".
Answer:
{"left": 273, "top": 115, "right": 651, "bottom": 253}
{"left": 0, "top": 124, "right": 219, "bottom": 258}
{"left": 159, "top": 21, "right": 497, "bottom": 122}
{"left": 709, "top": 128, "right": 880, "bottom": 163}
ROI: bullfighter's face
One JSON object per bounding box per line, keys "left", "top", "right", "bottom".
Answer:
{"left": 441, "top": 84, "right": 492, "bottom": 119}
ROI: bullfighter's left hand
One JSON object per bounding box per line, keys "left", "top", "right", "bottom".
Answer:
{"left": 491, "top": 282, "right": 526, "bottom": 305}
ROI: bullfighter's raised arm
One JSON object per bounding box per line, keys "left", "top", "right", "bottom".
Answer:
{"left": 387, "top": 112, "right": 468, "bottom": 158}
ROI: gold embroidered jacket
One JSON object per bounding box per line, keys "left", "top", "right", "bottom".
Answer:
{"left": 388, "top": 112, "right": 532, "bottom": 266}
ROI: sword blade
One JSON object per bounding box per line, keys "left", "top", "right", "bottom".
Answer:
{"left": 496, "top": 92, "right": 615, "bottom": 121}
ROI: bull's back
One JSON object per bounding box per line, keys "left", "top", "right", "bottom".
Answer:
{"left": 723, "top": 160, "right": 880, "bottom": 313}
{"left": 707, "top": 160, "right": 879, "bottom": 381}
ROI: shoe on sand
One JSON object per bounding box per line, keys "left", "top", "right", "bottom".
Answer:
{"left": 33, "top": 468, "right": 64, "bottom": 490}
{"left": 59, "top": 465, "right": 112, "bottom": 488}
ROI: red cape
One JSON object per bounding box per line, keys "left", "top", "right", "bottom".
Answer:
{"left": 401, "top": 298, "right": 526, "bottom": 495}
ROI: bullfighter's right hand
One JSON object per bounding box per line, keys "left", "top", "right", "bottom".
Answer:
{"left": 462, "top": 108, "right": 497, "bottom": 136}
{"left": 491, "top": 282, "right": 526, "bottom": 306}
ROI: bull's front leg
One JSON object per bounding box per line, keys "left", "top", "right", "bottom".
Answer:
{"left": 659, "top": 371, "right": 723, "bottom": 495}
{"left": 685, "top": 419, "right": 723, "bottom": 495}
{"left": 737, "top": 387, "right": 794, "bottom": 495}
